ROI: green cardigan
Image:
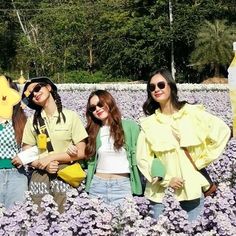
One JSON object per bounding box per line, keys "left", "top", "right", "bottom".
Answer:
{"left": 85, "top": 119, "right": 143, "bottom": 195}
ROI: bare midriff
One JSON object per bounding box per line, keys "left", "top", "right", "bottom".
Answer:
{"left": 95, "top": 172, "right": 129, "bottom": 179}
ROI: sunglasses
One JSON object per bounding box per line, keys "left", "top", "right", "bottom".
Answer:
{"left": 149, "top": 81, "right": 166, "bottom": 92}
{"left": 88, "top": 101, "right": 104, "bottom": 113}
{"left": 22, "top": 83, "right": 47, "bottom": 107}
{"left": 31, "top": 83, "right": 47, "bottom": 94}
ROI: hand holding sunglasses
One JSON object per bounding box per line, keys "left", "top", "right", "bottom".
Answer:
{"left": 22, "top": 83, "right": 47, "bottom": 106}
{"left": 31, "top": 83, "right": 47, "bottom": 94}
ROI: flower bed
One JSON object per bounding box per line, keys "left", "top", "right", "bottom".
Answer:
{"left": 2, "top": 83, "right": 235, "bottom": 235}
{"left": 55, "top": 83, "right": 231, "bottom": 127}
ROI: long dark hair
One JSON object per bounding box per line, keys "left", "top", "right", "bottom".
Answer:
{"left": 143, "top": 69, "right": 186, "bottom": 116}
{"left": 85, "top": 90, "right": 124, "bottom": 158}
{"left": 6, "top": 76, "right": 27, "bottom": 145}
{"left": 32, "top": 84, "right": 65, "bottom": 134}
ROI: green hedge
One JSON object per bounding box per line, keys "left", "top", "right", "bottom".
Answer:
{"left": 52, "top": 70, "right": 131, "bottom": 83}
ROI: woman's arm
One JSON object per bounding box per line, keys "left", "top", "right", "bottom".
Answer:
{"left": 37, "top": 140, "right": 86, "bottom": 169}
{"left": 195, "top": 111, "right": 231, "bottom": 169}
{"left": 20, "top": 144, "right": 41, "bottom": 168}
{"left": 136, "top": 130, "right": 171, "bottom": 188}
{"left": 136, "top": 131, "right": 157, "bottom": 183}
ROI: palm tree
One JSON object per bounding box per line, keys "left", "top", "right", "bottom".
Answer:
{"left": 190, "top": 20, "right": 236, "bottom": 77}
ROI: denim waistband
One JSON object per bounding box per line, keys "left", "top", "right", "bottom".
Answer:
{"left": 94, "top": 174, "right": 129, "bottom": 182}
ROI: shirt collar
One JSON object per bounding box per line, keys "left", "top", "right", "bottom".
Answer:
{"left": 41, "top": 109, "right": 59, "bottom": 119}
{"left": 155, "top": 104, "right": 187, "bottom": 123}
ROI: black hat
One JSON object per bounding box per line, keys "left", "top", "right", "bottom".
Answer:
{"left": 22, "top": 77, "right": 57, "bottom": 110}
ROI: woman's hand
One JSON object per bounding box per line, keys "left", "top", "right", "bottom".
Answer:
{"left": 31, "top": 160, "right": 40, "bottom": 168}
{"left": 169, "top": 177, "right": 185, "bottom": 190}
{"left": 66, "top": 144, "right": 78, "bottom": 157}
{"left": 45, "top": 161, "right": 59, "bottom": 174}
{"left": 11, "top": 156, "right": 23, "bottom": 168}
{"left": 37, "top": 157, "right": 52, "bottom": 170}
{"left": 152, "top": 177, "right": 162, "bottom": 185}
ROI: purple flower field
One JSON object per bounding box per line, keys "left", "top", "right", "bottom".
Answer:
{"left": 1, "top": 84, "right": 235, "bottom": 235}
{"left": 22, "top": 83, "right": 231, "bottom": 127}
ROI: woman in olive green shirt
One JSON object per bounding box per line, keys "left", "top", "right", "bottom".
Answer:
{"left": 18, "top": 77, "right": 88, "bottom": 212}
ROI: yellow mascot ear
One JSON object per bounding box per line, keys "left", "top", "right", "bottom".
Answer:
{"left": 0, "top": 75, "right": 21, "bottom": 119}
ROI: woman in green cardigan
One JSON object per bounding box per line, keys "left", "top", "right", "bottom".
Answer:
{"left": 84, "top": 90, "right": 142, "bottom": 205}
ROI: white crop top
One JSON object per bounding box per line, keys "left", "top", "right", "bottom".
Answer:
{"left": 96, "top": 126, "right": 130, "bottom": 173}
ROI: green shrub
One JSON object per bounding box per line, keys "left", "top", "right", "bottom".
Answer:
{"left": 52, "top": 70, "right": 131, "bottom": 83}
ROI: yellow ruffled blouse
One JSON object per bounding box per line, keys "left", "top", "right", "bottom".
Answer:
{"left": 137, "top": 104, "right": 230, "bottom": 202}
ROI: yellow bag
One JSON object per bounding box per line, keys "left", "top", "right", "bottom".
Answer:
{"left": 57, "top": 163, "right": 86, "bottom": 187}
{"left": 37, "top": 133, "right": 47, "bottom": 150}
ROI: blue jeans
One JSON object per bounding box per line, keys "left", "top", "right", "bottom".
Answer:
{"left": 151, "top": 196, "right": 204, "bottom": 221}
{"left": 89, "top": 175, "right": 132, "bottom": 205}
{"left": 0, "top": 168, "right": 28, "bottom": 209}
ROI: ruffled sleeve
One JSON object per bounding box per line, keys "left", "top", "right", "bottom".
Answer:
{"left": 136, "top": 130, "right": 153, "bottom": 183}
{"left": 191, "top": 106, "right": 231, "bottom": 169}
{"left": 170, "top": 104, "right": 230, "bottom": 169}
{"left": 176, "top": 104, "right": 208, "bottom": 147}
{"left": 139, "top": 114, "right": 178, "bottom": 152}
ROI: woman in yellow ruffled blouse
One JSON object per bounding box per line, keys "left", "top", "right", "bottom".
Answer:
{"left": 136, "top": 69, "right": 230, "bottom": 221}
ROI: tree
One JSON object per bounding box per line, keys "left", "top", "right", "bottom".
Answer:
{"left": 1, "top": 0, "right": 236, "bottom": 82}
{"left": 0, "top": 1, "right": 20, "bottom": 73}
{"left": 96, "top": 0, "right": 172, "bottom": 80}
{"left": 15, "top": 1, "right": 86, "bottom": 77}
{"left": 190, "top": 20, "right": 236, "bottom": 77}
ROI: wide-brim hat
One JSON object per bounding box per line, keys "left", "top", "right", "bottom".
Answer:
{"left": 22, "top": 77, "right": 57, "bottom": 110}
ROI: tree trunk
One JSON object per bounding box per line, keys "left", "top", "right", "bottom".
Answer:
{"left": 88, "top": 36, "right": 93, "bottom": 72}
{"left": 214, "top": 63, "right": 220, "bottom": 77}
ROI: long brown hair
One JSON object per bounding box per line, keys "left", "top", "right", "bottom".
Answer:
{"left": 6, "top": 76, "right": 27, "bottom": 145}
{"left": 85, "top": 90, "right": 124, "bottom": 158}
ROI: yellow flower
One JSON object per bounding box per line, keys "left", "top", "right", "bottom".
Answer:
{"left": 0, "top": 75, "right": 21, "bottom": 119}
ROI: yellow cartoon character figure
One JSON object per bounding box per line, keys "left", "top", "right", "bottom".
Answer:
{"left": 0, "top": 75, "right": 28, "bottom": 209}
{"left": 0, "top": 75, "right": 21, "bottom": 119}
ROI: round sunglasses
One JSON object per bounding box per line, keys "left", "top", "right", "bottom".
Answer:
{"left": 31, "top": 83, "right": 47, "bottom": 94}
{"left": 88, "top": 101, "right": 104, "bottom": 113}
{"left": 149, "top": 81, "right": 166, "bottom": 92}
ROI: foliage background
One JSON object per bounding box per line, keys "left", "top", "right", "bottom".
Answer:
{"left": 0, "top": 0, "right": 236, "bottom": 83}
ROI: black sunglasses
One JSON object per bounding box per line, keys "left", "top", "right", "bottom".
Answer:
{"left": 149, "top": 81, "right": 166, "bottom": 92}
{"left": 22, "top": 83, "right": 47, "bottom": 106}
{"left": 88, "top": 101, "right": 104, "bottom": 113}
{"left": 31, "top": 83, "right": 47, "bottom": 94}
